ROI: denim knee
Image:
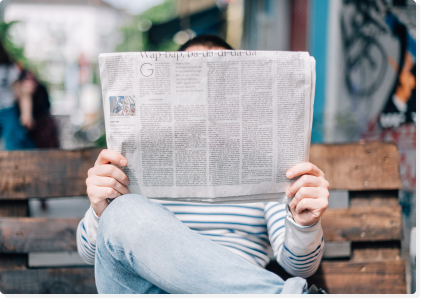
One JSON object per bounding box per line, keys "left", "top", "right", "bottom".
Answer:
{"left": 102, "top": 194, "right": 151, "bottom": 221}
{"left": 98, "top": 194, "right": 173, "bottom": 246}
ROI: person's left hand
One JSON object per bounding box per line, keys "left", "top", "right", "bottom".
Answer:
{"left": 285, "top": 162, "right": 329, "bottom": 227}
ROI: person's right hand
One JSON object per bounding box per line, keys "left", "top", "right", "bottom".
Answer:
{"left": 86, "top": 149, "right": 130, "bottom": 217}
{"left": 20, "top": 112, "right": 35, "bottom": 130}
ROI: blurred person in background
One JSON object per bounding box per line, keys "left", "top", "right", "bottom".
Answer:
{"left": 16, "top": 70, "right": 59, "bottom": 148}
{"left": 0, "top": 40, "right": 35, "bottom": 150}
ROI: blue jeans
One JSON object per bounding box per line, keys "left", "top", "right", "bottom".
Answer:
{"left": 0, "top": 106, "right": 35, "bottom": 150}
{"left": 95, "top": 194, "right": 308, "bottom": 294}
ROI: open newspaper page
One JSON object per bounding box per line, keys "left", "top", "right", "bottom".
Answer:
{"left": 99, "top": 50, "right": 315, "bottom": 203}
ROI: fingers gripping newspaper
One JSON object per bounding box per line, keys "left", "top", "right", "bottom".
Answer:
{"left": 99, "top": 50, "right": 315, "bottom": 203}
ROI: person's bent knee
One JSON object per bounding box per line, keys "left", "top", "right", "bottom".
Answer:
{"left": 100, "top": 194, "right": 152, "bottom": 228}
{"left": 98, "top": 194, "right": 174, "bottom": 246}
{"left": 98, "top": 194, "right": 152, "bottom": 247}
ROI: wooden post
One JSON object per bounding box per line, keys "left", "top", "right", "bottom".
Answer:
{"left": 0, "top": 200, "right": 29, "bottom": 271}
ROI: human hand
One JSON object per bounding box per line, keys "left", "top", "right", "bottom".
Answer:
{"left": 20, "top": 112, "right": 35, "bottom": 130}
{"left": 285, "top": 162, "right": 329, "bottom": 227}
{"left": 86, "top": 149, "right": 130, "bottom": 217}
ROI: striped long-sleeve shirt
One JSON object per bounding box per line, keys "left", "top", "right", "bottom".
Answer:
{"left": 77, "top": 197, "right": 324, "bottom": 278}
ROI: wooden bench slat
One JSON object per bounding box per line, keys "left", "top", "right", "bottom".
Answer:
{"left": 0, "top": 142, "right": 400, "bottom": 198}
{"left": 0, "top": 205, "right": 402, "bottom": 253}
{"left": 321, "top": 206, "right": 402, "bottom": 242}
{"left": 307, "top": 260, "right": 406, "bottom": 294}
{"left": 0, "top": 218, "right": 79, "bottom": 253}
{"left": 0, "top": 199, "right": 30, "bottom": 275}
{"left": 310, "top": 142, "right": 401, "bottom": 190}
{"left": 0, "top": 267, "right": 96, "bottom": 294}
{"left": 0, "top": 149, "right": 101, "bottom": 199}
{"left": 351, "top": 241, "right": 401, "bottom": 262}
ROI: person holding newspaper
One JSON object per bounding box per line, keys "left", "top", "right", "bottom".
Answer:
{"left": 77, "top": 35, "right": 329, "bottom": 294}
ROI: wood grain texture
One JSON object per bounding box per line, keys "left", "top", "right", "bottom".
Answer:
{"left": 307, "top": 260, "right": 406, "bottom": 294}
{"left": 321, "top": 206, "right": 402, "bottom": 242}
{"left": 310, "top": 142, "right": 401, "bottom": 190}
{"left": 0, "top": 148, "right": 102, "bottom": 199}
{"left": 0, "top": 218, "right": 79, "bottom": 253}
{"left": 0, "top": 267, "right": 96, "bottom": 294}
{"left": 352, "top": 241, "right": 401, "bottom": 262}
{"left": 0, "top": 142, "right": 401, "bottom": 197}
{"left": 0, "top": 204, "right": 403, "bottom": 253}
{"left": 0, "top": 200, "right": 29, "bottom": 275}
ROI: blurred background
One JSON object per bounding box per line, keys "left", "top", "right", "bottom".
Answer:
{"left": 0, "top": 0, "right": 416, "bottom": 291}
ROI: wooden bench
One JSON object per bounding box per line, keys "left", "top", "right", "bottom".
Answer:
{"left": 0, "top": 148, "right": 101, "bottom": 294}
{"left": 268, "top": 141, "right": 406, "bottom": 294}
{"left": 0, "top": 142, "right": 406, "bottom": 294}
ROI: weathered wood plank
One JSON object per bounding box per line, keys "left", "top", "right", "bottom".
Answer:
{"left": 0, "top": 254, "right": 27, "bottom": 270}
{"left": 351, "top": 241, "right": 401, "bottom": 262}
{"left": 0, "top": 200, "right": 28, "bottom": 216}
{"left": 321, "top": 206, "right": 402, "bottom": 242}
{"left": 0, "top": 148, "right": 102, "bottom": 199}
{"left": 350, "top": 190, "right": 400, "bottom": 206}
{"left": 309, "top": 142, "right": 401, "bottom": 190}
{"left": 0, "top": 142, "right": 401, "bottom": 198}
{"left": 0, "top": 201, "right": 29, "bottom": 271}
{"left": 307, "top": 260, "right": 406, "bottom": 294}
{"left": 0, "top": 205, "right": 403, "bottom": 253}
{"left": 0, "top": 218, "right": 79, "bottom": 253}
{"left": 0, "top": 267, "right": 96, "bottom": 294}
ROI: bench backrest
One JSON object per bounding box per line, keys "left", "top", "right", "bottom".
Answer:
{"left": 307, "top": 142, "right": 405, "bottom": 294}
{"left": 0, "top": 142, "right": 405, "bottom": 294}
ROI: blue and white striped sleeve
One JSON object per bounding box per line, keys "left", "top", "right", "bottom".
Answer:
{"left": 264, "top": 200, "right": 324, "bottom": 278}
{"left": 76, "top": 206, "right": 100, "bottom": 265}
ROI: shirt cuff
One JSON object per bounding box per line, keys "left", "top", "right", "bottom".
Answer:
{"left": 285, "top": 203, "right": 320, "bottom": 230}
{"left": 90, "top": 205, "right": 101, "bottom": 220}
{"left": 283, "top": 207, "right": 324, "bottom": 257}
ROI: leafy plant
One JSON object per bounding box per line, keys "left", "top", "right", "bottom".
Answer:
{"left": 0, "top": 21, "right": 32, "bottom": 69}
{"left": 115, "top": 0, "right": 178, "bottom": 52}
{"left": 94, "top": 132, "right": 107, "bottom": 148}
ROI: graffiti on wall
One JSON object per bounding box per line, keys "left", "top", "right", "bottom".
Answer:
{"left": 341, "top": 0, "right": 416, "bottom": 191}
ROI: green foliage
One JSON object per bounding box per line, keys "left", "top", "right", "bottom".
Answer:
{"left": 154, "top": 40, "right": 179, "bottom": 52}
{"left": 115, "top": 0, "right": 178, "bottom": 52}
{"left": 94, "top": 133, "right": 107, "bottom": 148}
{"left": 115, "top": 23, "right": 145, "bottom": 52}
{"left": 0, "top": 21, "right": 32, "bottom": 69}
{"left": 142, "top": 0, "right": 178, "bottom": 24}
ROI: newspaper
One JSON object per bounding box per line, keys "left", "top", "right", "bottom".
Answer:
{"left": 99, "top": 50, "right": 315, "bottom": 203}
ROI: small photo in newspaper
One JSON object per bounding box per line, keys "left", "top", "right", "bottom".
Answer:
{"left": 109, "top": 96, "right": 135, "bottom": 116}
